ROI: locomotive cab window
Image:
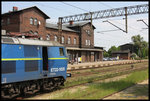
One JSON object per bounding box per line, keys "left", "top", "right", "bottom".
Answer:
{"left": 59, "top": 48, "right": 64, "bottom": 56}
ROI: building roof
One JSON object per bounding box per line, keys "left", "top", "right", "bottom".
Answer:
{"left": 119, "top": 42, "right": 134, "bottom": 47}
{"left": 46, "top": 23, "right": 79, "bottom": 33}
{"left": 64, "top": 21, "right": 96, "bottom": 29}
{"left": 2, "top": 6, "right": 50, "bottom": 19}
{"left": 46, "top": 21, "right": 95, "bottom": 33}
{"left": 66, "top": 47, "right": 103, "bottom": 52}
{"left": 111, "top": 50, "right": 130, "bottom": 54}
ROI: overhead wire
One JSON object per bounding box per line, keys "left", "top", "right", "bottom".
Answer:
{"left": 33, "top": 2, "right": 75, "bottom": 15}
{"left": 32, "top": 2, "right": 148, "bottom": 43}
{"left": 61, "top": 2, "right": 89, "bottom": 12}
{"left": 99, "top": 2, "right": 113, "bottom": 9}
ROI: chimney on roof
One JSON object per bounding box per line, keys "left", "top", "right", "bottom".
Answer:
{"left": 69, "top": 20, "right": 73, "bottom": 25}
{"left": 13, "top": 6, "right": 18, "bottom": 11}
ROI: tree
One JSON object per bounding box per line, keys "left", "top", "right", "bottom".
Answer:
{"left": 108, "top": 46, "right": 120, "bottom": 57}
{"left": 131, "top": 35, "right": 148, "bottom": 58}
{"left": 103, "top": 50, "right": 109, "bottom": 57}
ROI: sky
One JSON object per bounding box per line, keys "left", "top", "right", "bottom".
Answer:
{"left": 1, "top": 1, "right": 149, "bottom": 50}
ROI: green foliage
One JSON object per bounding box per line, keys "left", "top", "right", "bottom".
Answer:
{"left": 108, "top": 46, "right": 120, "bottom": 57}
{"left": 131, "top": 35, "right": 148, "bottom": 59}
{"left": 103, "top": 50, "right": 109, "bottom": 57}
{"left": 55, "top": 69, "right": 148, "bottom": 99}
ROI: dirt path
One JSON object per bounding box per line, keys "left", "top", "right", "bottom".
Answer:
{"left": 103, "top": 79, "right": 149, "bottom": 100}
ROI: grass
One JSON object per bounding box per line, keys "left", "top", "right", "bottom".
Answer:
{"left": 54, "top": 68, "right": 148, "bottom": 99}
{"left": 82, "top": 68, "right": 149, "bottom": 99}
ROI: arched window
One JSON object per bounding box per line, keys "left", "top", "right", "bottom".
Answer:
{"left": 29, "top": 30, "right": 33, "bottom": 34}
{"left": 68, "top": 37, "right": 71, "bottom": 44}
{"left": 34, "top": 31, "right": 38, "bottom": 35}
{"left": 74, "top": 38, "right": 76, "bottom": 45}
{"left": 34, "top": 18, "right": 37, "bottom": 25}
{"left": 61, "top": 36, "right": 65, "bottom": 44}
{"left": 54, "top": 35, "right": 57, "bottom": 41}
{"left": 30, "top": 18, "right": 33, "bottom": 25}
{"left": 47, "top": 34, "right": 50, "bottom": 40}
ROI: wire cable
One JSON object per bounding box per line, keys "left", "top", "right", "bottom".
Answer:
{"left": 61, "top": 2, "right": 89, "bottom": 12}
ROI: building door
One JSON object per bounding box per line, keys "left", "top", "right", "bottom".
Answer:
{"left": 42, "top": 47, "right": 48, "bottom": 71}
{"left": 94, "top": 52, "right": 97, "bottom": 62}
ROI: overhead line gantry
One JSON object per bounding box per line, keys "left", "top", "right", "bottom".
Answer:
{"left": 58, "top": 4, "right": 148, "bottom": 43}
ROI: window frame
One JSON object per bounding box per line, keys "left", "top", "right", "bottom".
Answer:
{"left": 47, "top": 34, "right": 50, "bottom": 40}
{"left": 74, "top": 37, "right": 77, "bottom": 45}
{"left": 34, "top": 18, "right": 38, "bottom": 25}
{"left": 68, "top": 37, "right": 71, "bottom": 44}
{"left": 34, "top": 31, "right": 38, "bottom": 35}
{"left": 61, "top": 36, "right": 65, "bottom": 44}
{"left": 54, "top": 35, "right": 58, "bottom": 42}
{"left": 30, "top": 17, "right": 33, "bottom": 25}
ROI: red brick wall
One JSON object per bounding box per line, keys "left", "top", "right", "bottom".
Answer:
{"left": 2, "top": 13, "right": 20, "bottom": 32}
{"left": 112, "top": 53, "right": 130, "bottom": 60}
{"left": 19, "top": 8, "right": 46, "bottom": 38}
{"left": 46, "top": 28, "right": 79, "bottom": 47}
{"left": 81, "top": 23, "right": 94, "bottom": 48}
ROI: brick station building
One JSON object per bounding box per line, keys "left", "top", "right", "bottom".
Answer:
{"left": 1, "top": 6, "right": 103, "bottom": 63}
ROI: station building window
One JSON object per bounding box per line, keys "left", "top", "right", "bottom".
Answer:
{"left": 34, "top": 31, "right": 38, "bottom": 35}
{"left": 30, "top": 17, "right": 33, "bottom": 25}
{"left": 74, "top": 38, "right": 77, "bottom": 45}
{"left": 29, "top": 30, "right": 34, "bottom": 34}
{"left": 68, "top": 37, "right": 71, "bottom": 44}
{"left": 54, "top": 35, "right": 57, "bottom": 42}
{"left": 62, "top": 36, "right": 65, "bottom": 44}
{"left": 34, "top": 18, "right": 38, "bottom": 25}
{"left": 47, "top": 34, "right": 50, "bottom": 40}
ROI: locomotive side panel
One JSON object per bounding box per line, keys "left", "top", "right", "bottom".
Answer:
{"left": 23, "top": 45, "right": 42, "bottom": 81}
{"left": 1, "top": 44, "right": 43, "bottom": 84}
{"left": 2, "top": 44, "right": 25, "bottom": 84}
{"left": 47, "top": 47, "right": 68, "bottom": 79}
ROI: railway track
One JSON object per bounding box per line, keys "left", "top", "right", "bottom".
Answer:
{"left": 5, "top": 61, "right": 148, "bottom": 100}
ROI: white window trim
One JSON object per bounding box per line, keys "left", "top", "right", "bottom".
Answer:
{"left": 30, "top": 18, "right": 33, "bottom": 25}
{"left": 74, "top": 38, "right": 76, "bottom": 45}
{"left": 34, "top": 18, "right": 38, "bottom": 25}
{"left": 62, "top": 36, "right": 65, "bottom": 43}
{"left": 54, "top": 35, "right": 57, "bottom": 41}
{"left": 68, "top": 37, "right": 71, "bottom": 44}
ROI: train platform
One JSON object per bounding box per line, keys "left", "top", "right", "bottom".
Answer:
{"left": 67, "top": 59, "right": 148, "bottom": 71}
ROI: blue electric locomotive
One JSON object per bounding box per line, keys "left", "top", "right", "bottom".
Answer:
{"left": 1, "top": 36, "right": 68, "bottom": 98}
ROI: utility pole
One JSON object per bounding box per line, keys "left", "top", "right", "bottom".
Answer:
{"left": 90, "top": 12, "right": 93, "bottom": 29}
{"left": 125, "top": 7, "right": 128, "bottom": 33}
{"left": 58, "top": 17, "right": 63, "bottom": 43}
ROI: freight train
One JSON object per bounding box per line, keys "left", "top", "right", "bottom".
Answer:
{"left": 1, "top": 36, "right": 68, "bottom": 98}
